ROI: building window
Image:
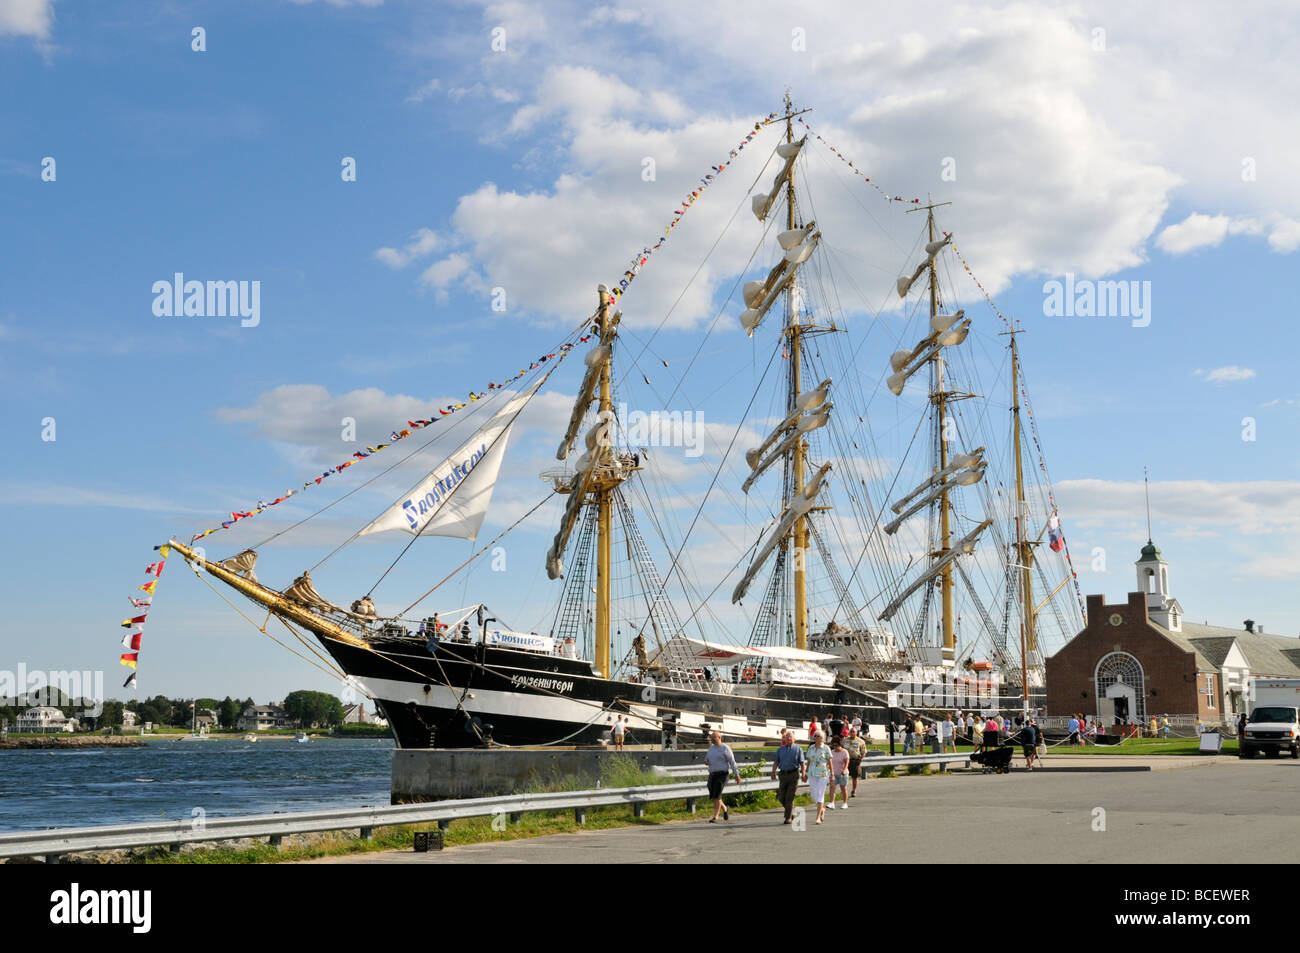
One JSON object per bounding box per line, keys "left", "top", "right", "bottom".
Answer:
{"left": 1095, "top": 651, "right": 1146, "bottom": 723}
{"left": 1206, "top": 674, "right": 1215, "bottom": 709}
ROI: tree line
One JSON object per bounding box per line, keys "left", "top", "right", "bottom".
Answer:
{"left": 0, "top": 690, "right": 348, "bottom": 731}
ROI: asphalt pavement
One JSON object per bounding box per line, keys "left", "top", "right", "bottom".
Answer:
{"left": 302, "top": 755, "right": 1300, "bottom": 864}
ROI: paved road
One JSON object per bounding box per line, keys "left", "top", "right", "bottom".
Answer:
{"left": 304, "top": 757, "right": 1300, "bottom": 864}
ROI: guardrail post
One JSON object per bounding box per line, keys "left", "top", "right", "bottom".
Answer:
{"left": 45, "top": 854, "right": 60, "bottom": 865}
{"left": 574, "top": 807, "right": 587, "bottom": 824}
{"left": 438, "top": 819, "right": 450, "bottom": 833}
{"left": 685, "top": 797, "right": 696, "bottom": 814}
{"left": 170, "top": 843, "right": 181, "bottom": 854}
{"left": 509, "top": 812, "right": 522, "bottom": 824}
{"left": 269, "top": 834, "right": 282, "bottom": 851}
{"left": 633, "top": 801, "right": 646, "bottom": 818}
{"left": 359, "top": 827, "right": 373, "bottom": 840}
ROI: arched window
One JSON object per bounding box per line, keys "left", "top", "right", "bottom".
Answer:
{"left": 1095, "top": 651, "right": 1146, "bottom": 722}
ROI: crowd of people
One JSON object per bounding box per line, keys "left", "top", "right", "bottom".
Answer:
{"left": 704, "top": 708, "right": 1054, "bottom": 826}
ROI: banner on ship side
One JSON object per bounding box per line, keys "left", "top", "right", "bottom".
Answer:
{"left": 485, "top": 629, "right": 555, "bottom": 654}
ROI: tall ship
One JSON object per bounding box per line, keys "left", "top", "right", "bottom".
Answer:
{"left": 162, "top": 97, "right": 1084, "bottom": 748}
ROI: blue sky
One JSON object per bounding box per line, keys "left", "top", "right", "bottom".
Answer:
{"left": 3, "top": 0, "right": 1298, "bottom": 703}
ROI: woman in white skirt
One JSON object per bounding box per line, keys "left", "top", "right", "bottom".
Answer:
{"left": 803, "top": 730, "right": 833, "bottom": 825}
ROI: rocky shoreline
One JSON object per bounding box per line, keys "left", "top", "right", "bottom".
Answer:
{"left": 0, "top": 735, "right": 146, "bottom": 750}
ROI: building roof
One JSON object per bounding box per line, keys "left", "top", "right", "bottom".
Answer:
{"left": 1138, "top": 541, "right": 1164, "bottom": 562}
{"left": 1153, "top": 626, "right": 1217, "bottom": 671}
{"left": 1152, "top": 620, "right": 1300, "bottom": 678}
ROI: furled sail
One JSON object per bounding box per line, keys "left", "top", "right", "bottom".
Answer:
{"left": 896, "top": 234, "right": 952, "bottom": 298}
{"left": 731, "top": 463, "right": 831, "bottom": 603}
{"left": 744, "top": 378, "right": 831, "bottom": 470}
{"left": 751, "top": 138, "right": 806, "bottom": 223}
{"left": 546, "top": 411, "right": 614, "bottom": 578}
{"left": 885, "top": 317, "right": 971, "bottom": 395}
{"left": 557, "top": 309, "right": 621, "bottom": 460}
{"left": 741, "top": 403, "right": 832, "bottom": 494}
{"left": 217, "top": 548, "right": 258, "bottom": 582}
{"left": 739, "top": 229, "right": 820, "bottom": 336}
{"left": 358, "top": 379, "right": 543, "bottom": 542}
{"left": 877, "top": 518, "right": 993, "bottom": 621}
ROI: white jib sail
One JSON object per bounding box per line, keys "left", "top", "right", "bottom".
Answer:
{"left": 358, "top": 380, "right": 542, "bottom": 542}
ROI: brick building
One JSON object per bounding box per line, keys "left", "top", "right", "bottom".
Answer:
{"left": 1046, "top": 539, "right": 1300, "bottom": 726}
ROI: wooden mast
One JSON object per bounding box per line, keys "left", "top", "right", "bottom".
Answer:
{"left": 1009, "top": 327, "right": 1033, "bottom": 708}
{"left": 927, "top": 203, "right": 955, "bottom": 661}
{"left": 595, "top": 284, "right": 614, "bottom": 679}
{"left": 785, "top": 94, "right": 809, "bottom": 652}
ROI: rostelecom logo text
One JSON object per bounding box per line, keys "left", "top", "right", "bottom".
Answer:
{"left": 49, "top": 883, "right": 151, "bottom": 934}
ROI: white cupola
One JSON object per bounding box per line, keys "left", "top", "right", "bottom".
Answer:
{"left": 1135, "top": 539, "right": 1181, "bottom": 631}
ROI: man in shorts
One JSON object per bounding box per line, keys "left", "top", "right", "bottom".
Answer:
{"left": 844, "top": 728, "right": 867, "bottom": 797}
{"left": 1019, "top": 719, "right": 1038, "bottom": 770}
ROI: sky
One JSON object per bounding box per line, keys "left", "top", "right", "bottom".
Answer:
{"left": 3, "top": 0, "right": 1299, "bottom": 705}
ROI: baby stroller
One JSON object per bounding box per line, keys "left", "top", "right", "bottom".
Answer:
{"left": 971, "top": 744, "right": 1015, "bottom": 774}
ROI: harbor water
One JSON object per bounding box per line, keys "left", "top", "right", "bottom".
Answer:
{"left": 0, "top": 737, "right": 394, "bottom": 832}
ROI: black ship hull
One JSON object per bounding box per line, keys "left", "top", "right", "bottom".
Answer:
{"left": 321, "top": 635, "right": 891, "bottom": 749}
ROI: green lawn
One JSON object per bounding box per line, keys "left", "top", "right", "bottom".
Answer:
{"left": 1042, "top": 736, "right": 1236, "bottom": 756}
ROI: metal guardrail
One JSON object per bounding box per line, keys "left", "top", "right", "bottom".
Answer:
{"left": 0, "top": 752, "right": 972, "bottom": 862}
{"left": 0, "top": 779, "right": 767, "bottom": 862}
{"left": 656, "top": 753, "right": 971, "bottom": 777}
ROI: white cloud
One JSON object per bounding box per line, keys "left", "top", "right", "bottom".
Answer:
{"left": 1194, "top": 365, "right": 1256, "bottom": 384}
{"left": 1267, "top": 217, "right": 1300, "bottom": 253}
{"left": 1156, "top": 213, "right": 1231, "bottom": 254}
{"left": 406, "top": 77, "right": 441, "bottom": 104}
{"left": 372, "top": 228, "right": 442, "bottom": 269}
{"left": 0, "top": 0, "right": 53, "bottom": 39}
{"left": 1057, "top": 479, "right": 1300, "bottom": 536}
{"left": 1156, "top": 212, "right": 1273, "bottom": 255}
{"left": 374, "top": 1, "right": 1300, "bottom": 328}
{"left": 0, "top": 481, "right": 208, "bottom": 515}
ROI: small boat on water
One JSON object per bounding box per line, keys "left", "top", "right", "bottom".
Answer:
{"left": 243, "top": 733, "right": 257, "bottom": 742}
{"left": 293, "top": 732, "right": 309, "bottom": 743}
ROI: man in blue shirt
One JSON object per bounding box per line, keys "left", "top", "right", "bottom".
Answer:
{"left": 770, "top": 729, "right": 806, "bottom": 824}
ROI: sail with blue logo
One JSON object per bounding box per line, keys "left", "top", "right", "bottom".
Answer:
{"left": 357, "top": 379, "right": 543, "bottom": 541}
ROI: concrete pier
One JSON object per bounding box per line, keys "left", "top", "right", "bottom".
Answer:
{"left": 391, "top": 746, "right": 750, "bottom": 802}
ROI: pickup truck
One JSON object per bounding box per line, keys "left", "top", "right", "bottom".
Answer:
{"left": 1239, "top": 678, "right": 1300, "bottom": 759}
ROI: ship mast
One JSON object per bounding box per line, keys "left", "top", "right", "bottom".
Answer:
{"left": 912, "top": 200, "right": 954, "bottom": 661}
{"left": 1008, "top": 325, "right": 1033, "bottom": 710}
{"left": 785, "top": 94, "right": 809, "bottom": 652}
{"left": 595, "top": 286, "right": 614, "bottom": 678}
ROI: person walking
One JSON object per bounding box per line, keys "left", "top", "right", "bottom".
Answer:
{"left": 704, "top": 730, "right": 742, "bottom": 823}
{"left": 941, "top": 714, "right": 955, "bottom": 753}
{"left": 1018, "top": 719, "right": 1038, "bottom": 770}
{"left": 612, "top": 713, "right": 627, "bottom": 750}
{"left": 829, "top": 736, "right": 851, "bottom": 810}
{"left": 971, "top": 715, "right": 984, "bottom": 750}
{"left": 902, "top": 717, "right": 915, "bottom": 755}
{"left": 807, "top": 714, "right": 820, "bottom": 741}
{"left": 803, "top": 730, "right": 833, "bottom": 825}
{"left": 771, "top": 729, "right": 806, "bottom": 824}
{"left": 1066, "top": 713, "right": 1080, "bottom": 747}
{"left": 845, "top": 728, "right": 867, "bottom": 798}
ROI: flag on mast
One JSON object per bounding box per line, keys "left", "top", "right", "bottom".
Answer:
{"left": 1047, "top": 515, "right": 1065, "bottom": 553}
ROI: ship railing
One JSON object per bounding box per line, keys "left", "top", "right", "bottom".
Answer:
{"left": 0, "top": 752, "right": 975, "bottom": 862}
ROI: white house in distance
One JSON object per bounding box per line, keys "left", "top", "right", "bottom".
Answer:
{"left": 237, "top": 703, "right": 291, "bottom": 731}
{"left": 15, "top": 707, "right": 78, "bottom": 733}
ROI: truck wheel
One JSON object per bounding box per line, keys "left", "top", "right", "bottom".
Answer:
{"left": 1292, "top": 746, "right": 1299, "bottom": 760}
